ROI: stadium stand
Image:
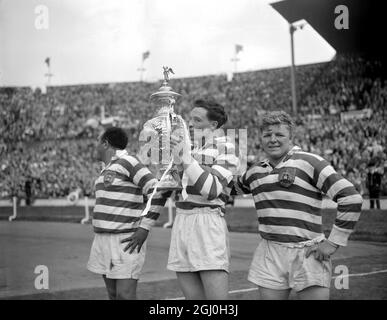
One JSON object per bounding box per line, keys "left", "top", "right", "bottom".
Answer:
{"left": 1, "top": 54, "right": 386, "bottom": 200}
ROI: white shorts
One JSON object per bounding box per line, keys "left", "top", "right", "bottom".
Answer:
{"left": 248, "top": 238, "right": 332, "bottom": 292}
{"left": 87, "top": 232, "right": 146, "bottom": 280}
{"left": 167, "top": 207, "right": 230, "bottom": 273}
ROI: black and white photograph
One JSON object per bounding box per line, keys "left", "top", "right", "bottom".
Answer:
{"left": 0, "top": 0, "right": 386, "bottom": 306}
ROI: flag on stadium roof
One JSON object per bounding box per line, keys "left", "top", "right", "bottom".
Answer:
{"left": 235, "top": 44, "right": 243, "bottom": 54}
{"left": 142, "top": 51, "right": 150, "bottom": 61}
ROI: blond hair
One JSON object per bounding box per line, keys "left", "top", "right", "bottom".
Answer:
{"left": 259, "top": 111, "right": 294, "bottom": 137}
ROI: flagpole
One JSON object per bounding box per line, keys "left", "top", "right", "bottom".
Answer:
{"left": 231, "top": 53, "right": 239, "bottom": 74}
{"left": 138, "top": 51, "right": 150, "bottom": 82}
{"left": 138, "top": 55, "right": 146, "bottom": 82}
{"left": 289, "top": 22, "right": 306, "bottom": 116}
{"left": 140, "top": 59, "right": 145, "bottom": 82}
{"left": 290, "top": 23, "right": 297, "bottom": 116}
{"left": 44, "top": 61, "right": 53, "bottom": 86}
{"left": 231, "top": 45, "right": 242, "bottom": 75}
{"left": 138, "top": 62, "right": 146, "bottom": 82}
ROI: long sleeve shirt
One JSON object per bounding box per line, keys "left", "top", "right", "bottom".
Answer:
{"left": 92, "top": 149, "right": 167, "bottom": 233}
{"left": 176, "top": 135, "right": 239, "bottom": 215}
{"left": 232, "top": 146, "right": 363, "bottom": 246}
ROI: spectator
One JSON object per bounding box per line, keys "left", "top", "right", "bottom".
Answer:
{"left": 366, "top": 160, "right": 384, "bottom": 209}
{"left": 24, "top": 176, "right": 32, "bottom": 206}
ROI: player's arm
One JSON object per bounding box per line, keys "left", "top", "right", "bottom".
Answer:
{"left": 230, "top": 170, "right": 251, "bottom": 196}
{"left": 182, "top": 151, "right": 238, "bottom": 201}
{"left": 125, "top": 158, "right": 171, "bottom": 231}
{"left": 115, "top": 157, "right": 171, "bottom": 252}
{"left": 313, "top": 157, "right": 363, "bottom": 247}
{"left": 171, "top": 134, "right": 239, "bottom": 200}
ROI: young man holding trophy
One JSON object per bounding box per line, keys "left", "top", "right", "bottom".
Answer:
{"left": 129, "top": 67, "right": 238, "bottom": 299}
{"left": 168, "top": 99, "right": 239, "bottom": 300}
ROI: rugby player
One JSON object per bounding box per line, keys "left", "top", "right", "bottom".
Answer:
{"left": 169, "top": 99, "right": 239, "bottom": 300}
{"left": 232, "top": 111, "right": 363, "bottom": 300}
{"left": 87, "top": 127, "right": 167, "bottom": 300}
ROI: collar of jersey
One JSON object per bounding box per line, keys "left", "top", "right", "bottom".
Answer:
{"left": 101, "top": 149, "right": 128, "bottom": 173}
{"left": 261, "top": 145, "right": 302, "bottom": 168}
{"left": 111, "top": 149, "right": 128, "bottom": 161}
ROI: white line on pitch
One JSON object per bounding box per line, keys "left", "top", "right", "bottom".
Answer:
{"left": 165, "top": 269, "right": 387, "bottom": 300}
{"left": 332, "top": 268, "right": 387, "bottom": 279}
{"left": 228, "top": 287, "right": 258, "bottom": 294}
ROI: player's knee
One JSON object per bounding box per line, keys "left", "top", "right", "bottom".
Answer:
{"left": 298, "top": 285, "right": 329, "bottom": 300}
{"left": 206, "top": 290, "right": 228, "bottom": 300}
{"left": 116, "top": 290, "right": 136, "bottom": 300}
{"left": 104, "top": 284, "right": 116, "bottom": 300}
{"left": 258, "top": 287, "right": 290, "bottom": 300}
{"left": 107, "top": 290, "right": 116, "bottom": 300}
{"left": 116, "top": 286, "right": 137, "bottom": 300}
{"left": 185, "top": 290, "right": 206, "bottom": 300}
{"left": 200, "top": 270, "right": 229, "bottom": 300}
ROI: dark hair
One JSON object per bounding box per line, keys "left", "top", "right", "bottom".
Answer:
{"left": 100, "top": 127, "right": 128, "bottom": 150}
{"left": 194, "top": 99, "right": 228, "bottom": 128}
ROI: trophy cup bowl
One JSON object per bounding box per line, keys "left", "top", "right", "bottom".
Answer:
{"left": 139, "top": 67, "right": 190, "bottom": 191}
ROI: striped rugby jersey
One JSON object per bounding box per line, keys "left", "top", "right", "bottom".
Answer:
{"left": 232, "top": 146, "right": 363, "bottom": 246}
{"left": 176, "top": 132, "right": 239, "bottom": 215}
{"left": 93, "top": 149, "right": 167, "bottom": 233}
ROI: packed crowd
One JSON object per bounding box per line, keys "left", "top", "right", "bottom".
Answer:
{"left": 1, "top": 54, "right": 386, "bottom": 200}
{"left": 0, "top": 139, "right": 98, "bottom": 199}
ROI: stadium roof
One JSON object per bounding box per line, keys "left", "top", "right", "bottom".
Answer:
{"left": 270, "top": 0, "right": 385, "bottom": 60}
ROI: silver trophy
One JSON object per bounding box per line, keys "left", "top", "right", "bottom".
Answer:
{"left": 139, "top": 67, "right": 190, "bottom": 191}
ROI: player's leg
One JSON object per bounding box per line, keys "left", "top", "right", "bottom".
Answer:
{"left": 369, "top": 191, "right": 375, "bottom": 209}
{"left": 199, "top": 270, "right": 229, "bottom": 300}
{"left": 297, "top": 285, "right": 329, "bottom": 300}
{"left": 115, "top": 279, "right": 138, "bottom": 300}
{"left": 185, "top": 212, "right": 230, "bottom": 300}
{"left": 167, "top": 214, "right": 200, "bottom": 298}
{"left": 258, "top": 287, "right": 291, "bottom": 300}
{"left": 88, "top": 235, "right": 116, "bottom": 299}
{"left": 102, "top": 275, "right": 117, "bottom": 300}
{"left": 293, "top": 245, "right": 332, "bottom": 300}
{"left": 376, "top": 192, "right": 381, "bottom": 209}
{"left": 248, "top": 240, "right": 290, "bottom": 300}
{"left": 176, "top": 272, "right": 206, "bottom": 300}
{"left": 110, "top": 233, "right": 145, "bottom": 300}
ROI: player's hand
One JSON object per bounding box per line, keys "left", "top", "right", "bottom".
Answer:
{"left": 170, "top": 135, "right": 191, "bottom": 165}
{"left": 160, "top": 190, "right": 173, "bottom": 198}
{"left": 121, "top": 227, "right": 149, "bottom": 254}
{"left": 305, "top": 240, "right": 338, "bottom": 262}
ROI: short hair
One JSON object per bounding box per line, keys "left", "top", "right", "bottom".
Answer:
{"left": 259, "top": 111, "right": 294, "bottom": 137}
{"left": 100, "top": 127, "right": 128, "bottom": 150}
{"left": 194, "top": 99, "right": 228, "bottom": 128}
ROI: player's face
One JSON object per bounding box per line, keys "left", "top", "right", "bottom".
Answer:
{"left": 261, "top": 124, "right": 291, "bottom": 160}
{"left": 95, "top": 134, "right": 107, "bottom": 162}
{"left": 189, "top": 107, "right": 217, "bottom": 131}
{"left": 188, "top": 107, "right": 217, "bottom": 144}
